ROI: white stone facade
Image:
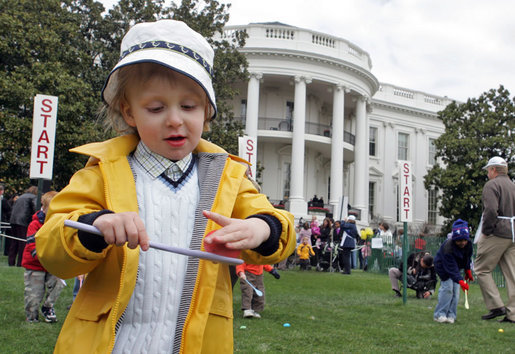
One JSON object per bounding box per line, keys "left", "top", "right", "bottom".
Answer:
{"left": 219, "top": 23, "right": 452, "bottom": 229}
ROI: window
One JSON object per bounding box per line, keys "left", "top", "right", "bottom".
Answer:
{"left": 428, "top": 188, "right": 438, "bottom": 224}
{"left": 240, "top": 99, "right": 247, "bottom": 119}
{"left": 368, "top": 182, "right": 375, "bottom": 219}
{"left": 286, "top": 101, "right": 294, "bottom": 121}
{"left": 398, "top": 133, "right": 409, "bottom": 160}
{"left": 428, "top": 138, "right": 436, "bottom": 165}
{"left": 369, "top": 127, "right": 377, "bottom": 156}
{"left": 396, "top": 185, "right": 400, "bottom": 222}
{"left": 283, "top": 162, "right": 291, "bottom": 200}
{"left": 327, "top": 177, "right": 331, "bottom": 201}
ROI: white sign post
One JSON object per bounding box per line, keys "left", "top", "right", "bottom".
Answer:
{"left": 399, "top": 160, "right": 412, "bottom": 222}
{"left": 238, "top": 136, "right": 256, "bottom": 179}
{"left": 30, "top": 94, "right": 58, "bottom": 180}
{"left": 399, "top": 160, "right": 412, "bottom": 304}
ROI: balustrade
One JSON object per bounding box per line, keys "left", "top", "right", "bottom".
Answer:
{"left": 234, "top": 116, "right": 355, "bottom": 144}
{"left": 266, "top": 27, "right": 295, "bottom": 40}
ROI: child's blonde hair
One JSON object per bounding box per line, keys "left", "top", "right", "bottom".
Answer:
{"left": 41, "top": 191, "right": 58, "bottom": 210}
{"left": 101, "top": 62, "right": 213, "bottom": 134}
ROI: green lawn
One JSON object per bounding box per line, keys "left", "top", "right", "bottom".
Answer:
{"left": 1, "top": 255, "right": 512, "bottom": 353}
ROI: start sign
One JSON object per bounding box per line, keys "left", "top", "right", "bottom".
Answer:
{"left": 399, "top": 160, "right": 412, "bottom": 222}
{"left": 238, "top": 136, "right": 256, "bottom": 179}
{"left": 30, "top": 94, "right": 58, "bottom": 180}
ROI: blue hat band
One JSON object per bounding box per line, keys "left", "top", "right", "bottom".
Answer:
{"left": 120, "top": 40, "right": 213, "bottom": 79}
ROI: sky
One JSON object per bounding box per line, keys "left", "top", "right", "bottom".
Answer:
{"left": 100, "top": 0, "right": 515, "bottom": 102}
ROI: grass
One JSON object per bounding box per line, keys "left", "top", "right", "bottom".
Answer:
{"left": 0, "top": 256, "right": 73, "bottom": 353}
{"left": 233, "top": 270, "right": 513, "bottom": 353}
{"left": 0, "top": 255, "right": 512, "bottom": 353}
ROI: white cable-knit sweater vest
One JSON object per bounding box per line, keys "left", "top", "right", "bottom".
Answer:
{"left": 113, "top": 160, "right": 199, "bottom": 354}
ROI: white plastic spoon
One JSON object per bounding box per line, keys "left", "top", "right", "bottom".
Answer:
{"left": 243, "top": 278, "right": 263, "bottom": 297}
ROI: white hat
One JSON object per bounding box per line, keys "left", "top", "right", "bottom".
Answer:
{"left": 102, "top": 20, "right": 217, "bottom": 118}
{"left": 347, "top": 215, "right": 356, "bottom": 221}
{"left": 483, "top": 156, "right": 507, "bottom": 169}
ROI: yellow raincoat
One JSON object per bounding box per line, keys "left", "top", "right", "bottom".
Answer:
{"left": 36, "top": 134, "right": 295, "bottom": 353}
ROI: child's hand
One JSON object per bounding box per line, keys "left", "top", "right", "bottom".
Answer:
{"left": 238, "top": 271, "right": 247, "bottom": 280}
{"left": 459, "top": 280, "right": 469, "bottom": 292}
{"left": 269, "top": 268, "right": 281, "bottom": 279}
{"left": 203, "top": 210, "right": 271, "bottom": 251}
{"left": 93, "top": 212, "right": 150, "bottom": 251}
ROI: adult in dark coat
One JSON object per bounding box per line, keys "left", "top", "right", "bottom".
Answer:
{"left": 389, "top": 252, "right": 436, "bottom": 298}
{"left": 8, "top": 186, "right": 37, "bottom": 266}
{"left": 338, "top": 215, "right": 359, "bottom": 274}
{"left": 1, "top": 185, "right": 13, "bottom": 255}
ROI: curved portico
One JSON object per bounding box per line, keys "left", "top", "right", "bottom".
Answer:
{"left": 220, "top": 22, "right": 454, "bottom": 230}
{"left": 222, "top": 22, "right": 379, "bottom": 221}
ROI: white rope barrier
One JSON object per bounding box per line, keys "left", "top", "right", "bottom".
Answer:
{"left": 0, "top": 233, "right": 27, "bottom": 242}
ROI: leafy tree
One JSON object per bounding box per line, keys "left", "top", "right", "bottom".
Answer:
{"left": 424, "top": 86, "right": 515, "bottom": 235}
{"left": 0, "top": 0, "right": 108, "bottom": 194}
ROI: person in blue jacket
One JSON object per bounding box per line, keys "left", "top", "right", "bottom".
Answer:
{"left": 433, "top": 219, "right": 474, "bottom": 323}
{"left": 337, "top": 215, "right": 359, "bottom": 274}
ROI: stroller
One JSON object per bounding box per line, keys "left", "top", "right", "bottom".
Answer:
{"left": 317, "top": 241, "right": 340, "bottom": 272}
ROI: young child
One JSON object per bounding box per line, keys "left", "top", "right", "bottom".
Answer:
{"left": 22, "top": 191, "right": 64, "bottom": 323}
{"left": 236, "top": 262, "right": 280, "bottom": 318}
{"left": 36, "top": 20, "right": 295, "bottom": 353}
{"left": 433, "top": 219, "right": 474, "bottom": 323}
{"left": 297, "top": 236, "right": 315, "bottom": 270}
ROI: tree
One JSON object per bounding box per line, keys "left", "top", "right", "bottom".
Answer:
{"left": 0, "top": 0, "right": 109, "bottom": 194}
{"left": 424, "top": 86, "right": 515, "bottom": 235}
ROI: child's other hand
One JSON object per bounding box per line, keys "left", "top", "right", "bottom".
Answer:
{"left": 203, "top": 210, "right": 270, "bottom": 251}
{"left": 238, "top": 271, "right": 247, "bottom": 280}
{"left": 459, "top": 280, "right": 469, "bottom": 292}
{"left": 93, "top": 212, "right": 149, "bottom": 251}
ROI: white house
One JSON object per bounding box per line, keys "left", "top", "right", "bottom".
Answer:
{"left": 220, "top": 22, "right": 452, "bottom": 230}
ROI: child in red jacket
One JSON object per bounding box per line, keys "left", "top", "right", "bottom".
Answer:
{"left": 236, "top": 262, "right": 280, "bottom": 318}
{"left": 22, "top": 191, "right": 64, "bottom": 323}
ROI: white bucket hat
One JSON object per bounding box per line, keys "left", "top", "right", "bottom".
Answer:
{"left": 102, "top": 19, "right": 217, "bottom": 118}
{"left": 483, "top": 156, "right": 508, "bottom": 169}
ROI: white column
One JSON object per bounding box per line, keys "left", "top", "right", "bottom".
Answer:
{"left": 414, "top": 128, "right": 426, "bottom": 223}
{"left": 353, "top": 96, "right": 369, "bottom": 222}
{"left": 329, "top": 84, "right": 345, "bottom": 212}
{"left": 382, "top": 121, "right": 396, "bottom": 221}
{"left": 245, "top": 72, "right": 262, "bottom": 139}
{"left": 287, "top": 75, "right": 311, "bottom": 215}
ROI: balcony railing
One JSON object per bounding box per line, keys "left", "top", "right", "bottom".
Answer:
{"left": 219, "top": 24, "right": 373, "bottom": 70}
{"left": 236, "top": 116, "right": 355, "bottom": 145}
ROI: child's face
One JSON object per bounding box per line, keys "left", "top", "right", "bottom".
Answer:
{"left": 121, "top": 71, "right": 206, "bottom": 161}
{"left": 455, "top": 239, "right": 468, "bottom": 248}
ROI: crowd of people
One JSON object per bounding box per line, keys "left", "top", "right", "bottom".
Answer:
{"left": 286, "top": 215, "right": 374, "bottom": 274}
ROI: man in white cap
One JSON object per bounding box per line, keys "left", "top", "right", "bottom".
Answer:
{"left": 475, "top": 156, "right": 515, "bottom": 323}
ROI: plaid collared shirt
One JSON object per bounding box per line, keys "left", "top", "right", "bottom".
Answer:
{"left": 132, "top": 141, "right": 193, "bottom": 182}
